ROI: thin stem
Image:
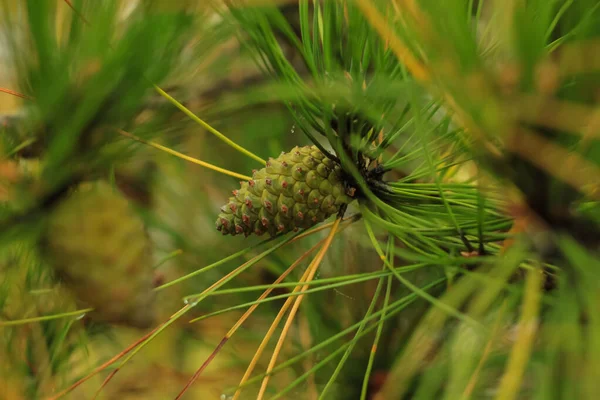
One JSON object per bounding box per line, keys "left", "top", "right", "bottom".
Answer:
{"left": 421, "top": 139, "right": 473, "bottom": 252}
{"left": 0, "top": 308, "right": 94, "bottom": 326}
{"left": 494, "top": 267, "right": 543, "bottom": 400}
{"left": 91, "top": 304, "right": 194, "bottom": 398}
{"left": 48, "top": 327, "right": 159, "bottom": 399}
{"left": 354, "top": 0, "right": 429, "bottom": 82}
{"left": 61, "top": 0, "right": 265, "bottom": 169}
{"left": 62, "top": 0, "right": 90, "bottom": 25}
{"left": 319, "top": 247, "right": 389, "bottom": 398}
{"left": 175, "top": 238, "right": 324, "bottom": 400}
{"left": 117, "top": 129, "right": 251, "bottom": 181}
{"left": 461, "top": 301, "right": 508, "bottom": 400}
{"left": 155, "top": 238, "right": 272, "bottom": 291}
{"left": 227, "top": 238, "right": 329, "bottom": 337}
{"left": 232, "top": 257, "right": 317, "bottom": 400}
{"left": 92, "top": 236, "right": 294, "bottom": 397}
{"left": 256, "top": 218, "right": 342, "bottom": 400}
{"left": 5, "top": 138, "right": 38, "bottom": 157}
{"left": 153, "top": 85, "right": 266, "bottom": 165}
{"left": 186, "top": 268, "right": 409, "bottom": 324}
{"left": 361, "top": 275, "right": 393, "bottom": 400}
{"left": 152, "top": 249, "right": 183, "bottom": 270}
{"left": 60, "top": 0, "right": 263, "bottom": 169}
{"left": 242, "top": 279, "right": 445, "bottom": 397}
{"left": 545, "top": 0, "right": 573, "bottom": 41}
{"left": 56, "top": 234, "right": 297, "bottom": 399}
{"left": 193, "top": 265, "right": 420, "bottom": 300}
{"left": 363, "top": 214, "right": 481, "bottom": 328}
{"left": 291, "top": 213, "right": 361, "bottom": 242}
{"left": 0, "top": 87, "right": 33, "bottom": 99}
{"left": 159, "top": 215, "right": 359, "bottom": 292}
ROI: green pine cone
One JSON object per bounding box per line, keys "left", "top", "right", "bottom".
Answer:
{"left": 44, "top": 181, "right": 156, "bottom": 328}
{"left": 216, "top": 145, "right": 353, "bottom": 237}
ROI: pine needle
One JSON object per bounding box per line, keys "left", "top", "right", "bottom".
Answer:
{"left": 494, "top": 267, "right": 543, "bottom": 400}
{"left": 231, "top": 263, "right": 315, "bottom": 400}
{"left": 255, "top": 217, "right": 342, "bottom": 399}
{"left": 461, "top": 301, "right": 509, "bottom": 400}
{"left": 153, "top": 85, "right": 267, "bottom": 165}
{"left": 0, "top": 87, "right": 33, "bottom": 100}
{"left": 354, "top": 0, "right": 429, "bottom": 82}
{"left": 117, "top": 129, "right": 252, "bottom": 181}
{"left": 155, "top": 238, "right": 275, "bottom": 291}
{"left": 0, "top": 308, "right": 94, "bottom": 326}
{"left": 175, "top": 237, "right": 326, "bottom": 400}
{"left": 360, "top": 275, "right": 393, "bottom": 400}
{"left": 48, "top": 328, "right": 158, "bottom": 400}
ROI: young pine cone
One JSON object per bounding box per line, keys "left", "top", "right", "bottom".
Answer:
{"left": 43, "top": 181, "right": 156, "bottom": 328}
{"left": 216, "top": 145, "right": 354, "bottom": 237}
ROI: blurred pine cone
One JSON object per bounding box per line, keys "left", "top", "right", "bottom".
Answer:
{"left": 43, "top": 181, "right": 156, "bottom": 328}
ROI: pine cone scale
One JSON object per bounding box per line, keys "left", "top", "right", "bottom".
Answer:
{"left": 216, "top": 145, "right": 353, "bottom": 237}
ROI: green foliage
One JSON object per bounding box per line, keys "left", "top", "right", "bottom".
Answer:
{"left": 1, "top": 0, "right": 194, "bottom": 216}
{"left": 0, "top": 0, "right": 599, "bottom": 399}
